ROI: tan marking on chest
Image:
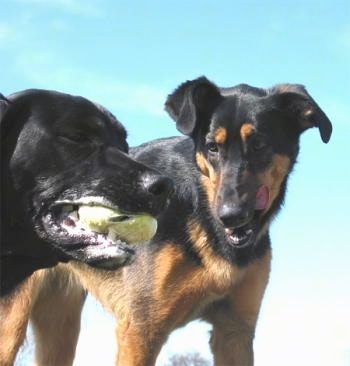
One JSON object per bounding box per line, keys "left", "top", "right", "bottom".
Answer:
{"left": 187, "top": 220, "right": 244, "bottom": 293}
{"left": 152, "top": 223, "right": 244, "bottom": 329}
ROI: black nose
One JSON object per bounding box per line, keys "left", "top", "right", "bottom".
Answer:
{"left": 140, "top": 173, "right": 174, "bottom": 211}
{"left": 218, "top": 202, "right": 252, "bottom": 228}
{"left": 146, "top": 175, "right": 173, "bottom": 197}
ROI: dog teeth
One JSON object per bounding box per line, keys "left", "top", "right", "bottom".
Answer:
{"left": 69, "top": 211, "right": 79, "bottom": 220}
{"left": 225, "top": 226, "right": 253, "bottom": 245}
{"left": 225, "top": 228, "right": 234, "bottom": 236}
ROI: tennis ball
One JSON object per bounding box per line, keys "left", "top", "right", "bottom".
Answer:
{"left": 108, "top": 215, "right": 157, "bottom": 243}
{"left": 78, "top": 205, "right": 118, "bottom": 233}
{"left": 78, "top": 205, "right": 157, "bottom": 244}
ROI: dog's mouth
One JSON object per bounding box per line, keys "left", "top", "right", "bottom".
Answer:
{"left": 42, "top": 197, "right": 157, "bottom": 269}
{"left": 224, "top": 186, "right": 269, "bottom": 249}
{"left": 225, "top": 223, "right": 255, "bottom": 248}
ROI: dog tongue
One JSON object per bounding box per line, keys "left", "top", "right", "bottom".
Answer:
{"left": 255, "top": 185, "right": 269, "bottom": 210}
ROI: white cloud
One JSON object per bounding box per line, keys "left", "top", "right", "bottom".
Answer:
{"left": 13, "top": 50, "right": 167, "bottom": 117}
{"left": 76, "top": 78, "right": 167, "bottom": 118}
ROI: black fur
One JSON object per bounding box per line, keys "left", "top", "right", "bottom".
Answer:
{"left": 1, "top": 89, "right": 172, "bottom": 295}
{"left": 132, "top": 77, "right": 332, "bottom": 267}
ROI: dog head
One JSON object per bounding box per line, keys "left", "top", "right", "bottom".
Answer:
{"left": 1, "top": 89, "right": 173, "bottom": 277}
{"left": 166, "top": 77, "right": 332, "bottom": 259}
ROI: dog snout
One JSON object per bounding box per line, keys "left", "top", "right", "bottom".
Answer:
{"left": 218, "top": 202, "right": 252, "bottom": 229}
{"left": 146, "top": 175, "right": 173, "bottom": 197}
{"left": 140, "top": 172, "right": 174, "bottom": 211}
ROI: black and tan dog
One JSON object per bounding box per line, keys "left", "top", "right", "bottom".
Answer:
{"left": 0, "top": 89, "right": 172, "bottom": 364}
{"left": 2, "top": 78, "right": 332, "bottom": 366}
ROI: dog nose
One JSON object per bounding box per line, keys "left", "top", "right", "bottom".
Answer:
{"left": 218, "top": 202, "right": 252, "bottom": 228}
{"left": 140, "top": 173, "right": 174, "bottom": 209}
{"left": 146, "top": 174, "right": 173, "bottom": 197}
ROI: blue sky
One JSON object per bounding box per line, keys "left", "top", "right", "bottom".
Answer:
{"left": 2, "top": 0, "right": 350, "bottom": 365}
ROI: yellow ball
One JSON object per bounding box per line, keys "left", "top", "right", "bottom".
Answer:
{"left": 78, "top": 205, "right": 157, "bottom": 244}
{"left": 108, "top": 215, "right": 157, "bottom": 243}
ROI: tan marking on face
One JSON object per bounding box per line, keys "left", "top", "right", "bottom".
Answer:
{"left": 196, "top": 151, "right": 211, "bottom": 177}
{"left": 258, "top": 154, "right": 290, "bottom": 212}
{"left": 196, "top": 152, "right": 221, "bottom": 205}
{"left": 214, "top": 127, "right": 227, "bottom": 144}
{"left": 240, "top": 123, "right": 256, "bottom": 142}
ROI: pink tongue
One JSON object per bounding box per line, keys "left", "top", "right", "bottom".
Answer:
{"left": 255, "top": 185, "right": 269, "bottom": 210}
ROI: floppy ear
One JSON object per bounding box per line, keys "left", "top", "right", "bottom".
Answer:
{"left": 273, "top": 85, "right": 332, "bottom": 143}
{"left": 165, "top": 76, "right": 222, "bottom": 136}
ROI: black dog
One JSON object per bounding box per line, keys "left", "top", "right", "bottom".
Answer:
{"left": 0, "top": 89, "right": 172, "bottom": 296}
{"left": 3, "top": 78, "right": 332, "bottom": 366}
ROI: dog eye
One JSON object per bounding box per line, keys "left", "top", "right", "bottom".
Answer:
{"left": 59, "top": 133, "right": 90, "bottom": 144}
{"left": 251, "top": 136, "right": 267, "bottom": 152}
{"left": 206, "top": 142, "right": 219, "bottom": 153}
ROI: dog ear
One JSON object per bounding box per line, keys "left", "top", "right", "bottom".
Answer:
{"left": 165, "top": 76, "right": 222, "bottom": 136}
{"left": 272, "top": 85, "right": 332, "bottom": 143}
{"left": 0, "top": 93, "right": 10, "bottom": 122}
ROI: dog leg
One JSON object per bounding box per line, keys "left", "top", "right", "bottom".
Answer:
{"left": 30, "top": 267, "right": 86, "bottom": 366}
{"left": 203, "top": 250, "right": 271, "bottom": 366}
{"left": 0, "top": 275, "right": 37, "bottom": 366}
{"left": 116, "top": 317, "right": 165, "bottom": 366}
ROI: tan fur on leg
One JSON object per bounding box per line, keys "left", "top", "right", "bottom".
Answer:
{"left": 204, "top": 250, "right": 271, "bottom": 366}
{"left": 116, "top": 318, "right": 164, "bottom": 366}
{"left": 30, "top": 266, "right": 86, "bottom": 366}
{"left": 0, "top": 275, "right": 38, "bottom": 366}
